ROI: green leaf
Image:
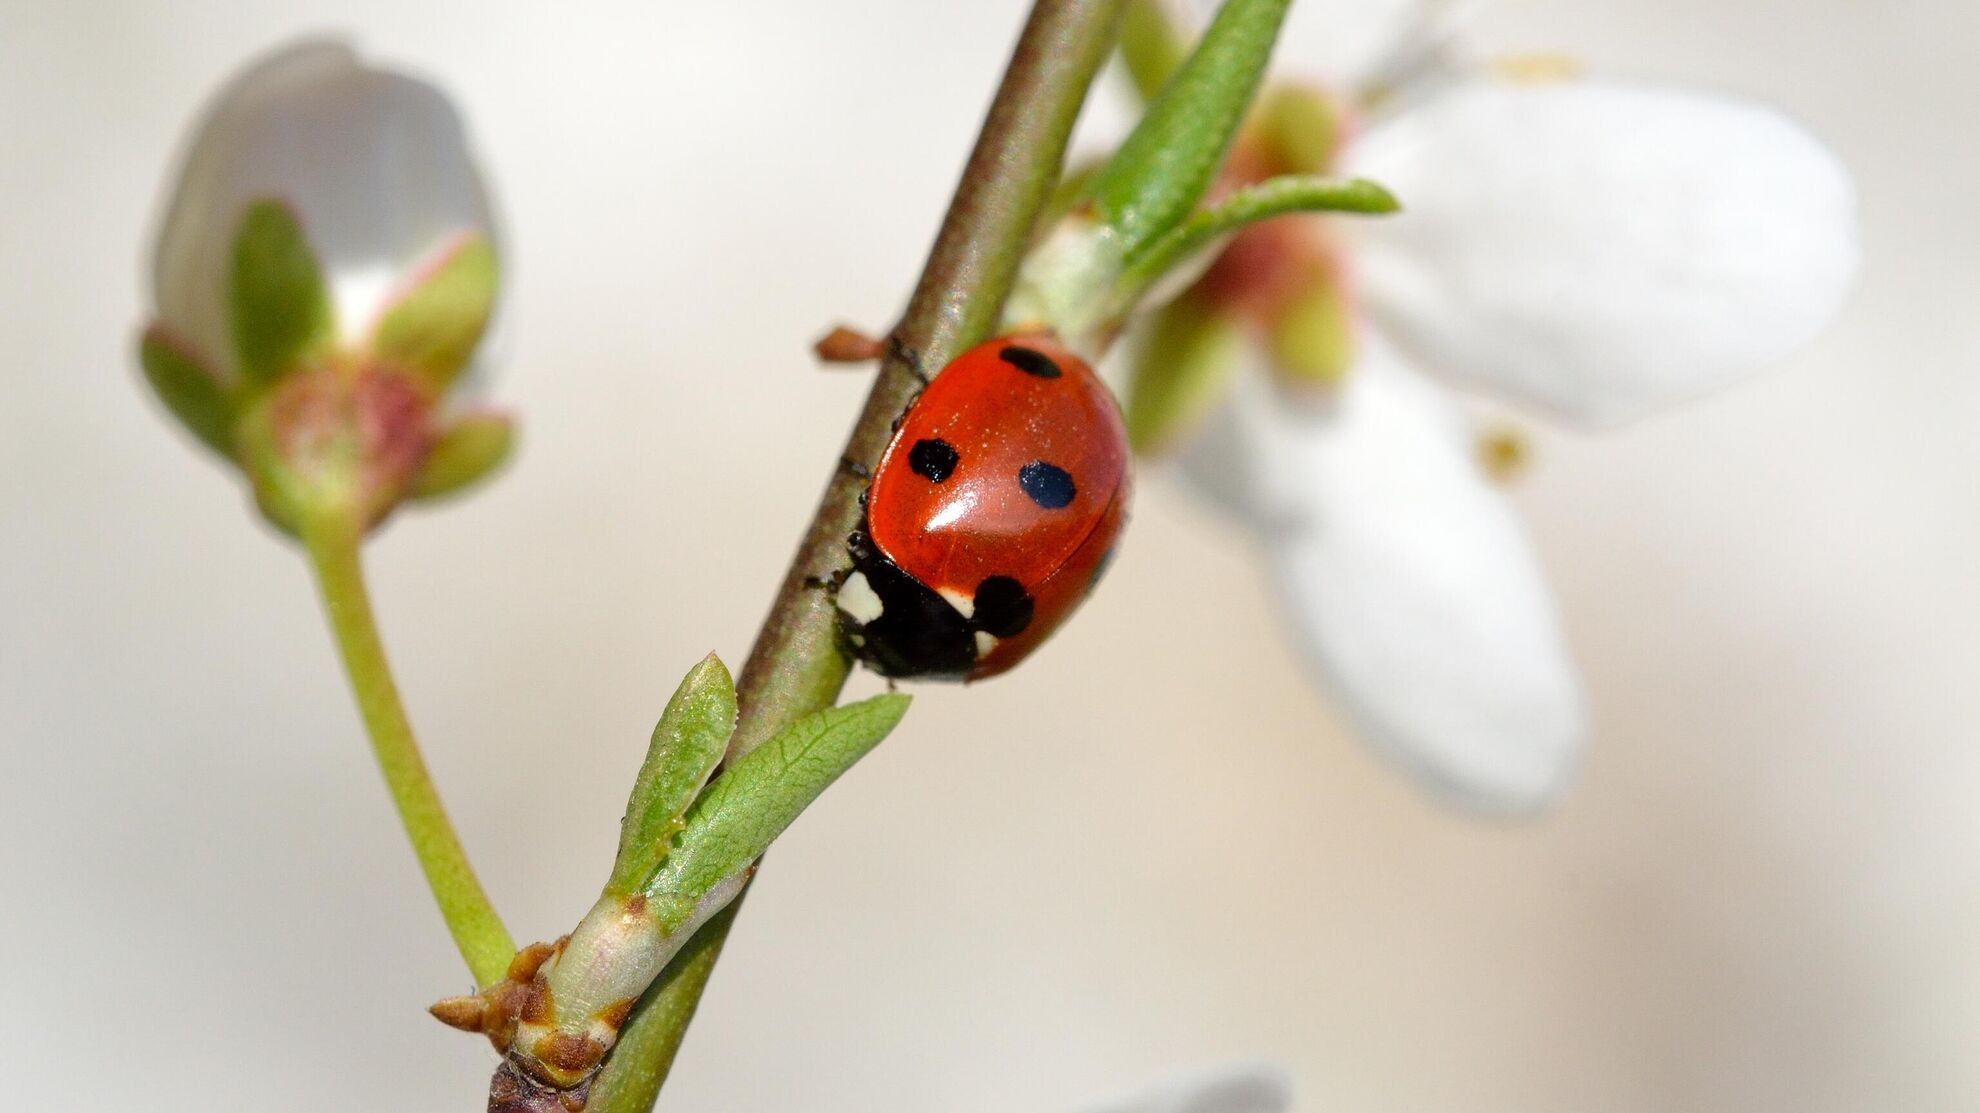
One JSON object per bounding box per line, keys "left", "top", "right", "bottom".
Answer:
{"left": 1119, "top": 0, "right": 1189, "bottom": 102}
{"left": 230, "top": 199, "right": 337, "bottom": 383}
{"left": 138, "top": 324, "right": 236, "bottom": 458}
{"left": 1125, "top": 292, "right": 1244, "bottom": 456}
{"left": 409, "top": 411, "right": 515, "bottom": 500}
{"left": 610, "top": 655, "right": 738, "bottom": 894}
{"left": 642, "top": 693, "right": 910, "bottom": 922}
{"left": 1118, "top": 174, "right": 1398, "bottom": 296}
{"left": 1088, "top": 0, "right": 1293, "bottom": 258}
{"left": 371, "top": 233, "right": 498, "bottom": 393}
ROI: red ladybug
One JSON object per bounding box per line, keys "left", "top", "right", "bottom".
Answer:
{"left": 839, "top": 334, "right": 1131, "bottom": 681}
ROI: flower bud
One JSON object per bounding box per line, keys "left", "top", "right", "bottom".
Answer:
{"left": 139, "top": 39, "right": 510, "bottom": 533}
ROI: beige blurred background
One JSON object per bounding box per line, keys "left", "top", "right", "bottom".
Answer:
{"left": 3, "top": 0, "right": 1975, "bottom": 1110}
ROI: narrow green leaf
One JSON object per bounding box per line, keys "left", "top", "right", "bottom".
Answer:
{"left": 1119, "top": 174, "right": 1398, "bottom": 295}
{"left": 409, "top": 411, "right": 515, "bottom": 500}
{"left": 1088, "top": 0, "right": 1293, "bottom": 258}
{"left": 643, "top": 693, "right": 910, "bottom": 920}
{"left": 609, "top": 655, "right": 738, "bottom": 895}
{"left": 230, "top": 199, "right": 336, "bottom": 382}
{"left": 371, "top": 233, "right": 498, "bottom": 393}
{"left": 1125, "top": 292, "right": 1244, "bottom": 456}
{"left": 138, "top": 324, "right": 236, "bottom": 458}
{"left": 1119, "top": 0, "right": 1189, "bottom": 102}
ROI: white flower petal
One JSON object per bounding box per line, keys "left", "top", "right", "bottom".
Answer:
{"left": 1170, "top": 357, "right": 1288, "bottom": 528}
{"left": 1345, "top": 81, "right": 1858, "bottom": 426}
{"left": 1173, "top": 351, "right": 1351, "bottom": 531}
{"left": 151, "top": 39, "right": 495, "bottom": 376}
{"left": 1278, "top": 0, "right": 1447, "bottom": 91}
{"left": 1180, "top": 340, "right": 1585, "bottom": 812}
{"left": 1078, "top": 1061, "right": 1291, "bottom": 1113}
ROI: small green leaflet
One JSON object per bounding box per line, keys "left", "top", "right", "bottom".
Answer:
{"left": 642, "top": 693, "right": 911, "bottom": 926}
{"left": 608, "top": 655, "right": 737, "bottom": 895}
{"left": 229, "top": 199, "right": 337, "bottom": 383}
{"left": 139, "top": 324, "right": 235, "bottom": 458}
{"left": 371, "top": 232, "right": 498, "bottom": 393}
{"left": 411, "top": 412, "right": 515, "bottom": 501}
{"left": 1087, "top": 0, "right": 1293, "bottom": 258}
{"left": 1118, "top": 0, "right": 1190, "bottom": 102}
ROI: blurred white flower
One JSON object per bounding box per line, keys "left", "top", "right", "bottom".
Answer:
{"left": 138, "top": 38, "right": 513, "bottom": 531}
{"left": 1079, "top": 1061, "right": 1292, "bottom": 1113}
{"left": 1131, "top": 0, "right": 1859, "bottom": 812}
{"left": 151, "top": 38, "right": 498, "bottom": 381}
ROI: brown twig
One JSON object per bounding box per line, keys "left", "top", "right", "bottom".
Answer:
{"left": 570, "top": 2, "right": 1128, "bottom": 1110}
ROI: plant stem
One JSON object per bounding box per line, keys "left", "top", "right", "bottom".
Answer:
{"left": 584, "top": 2, "right": 1125, "bottom": 1107}
{"left": 582, "top": 901, "right": 736, "bottom": 1112}
{"left": 303, "top": 513, "right": 515, "bottom": 988}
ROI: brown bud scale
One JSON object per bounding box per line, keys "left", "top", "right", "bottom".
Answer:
{"left": 814, "top": 325, "right": 888, "bottom": 364}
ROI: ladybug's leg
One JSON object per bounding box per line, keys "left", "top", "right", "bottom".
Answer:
{"left": 803, "top": 566, "right": 850, "bottom": 592}
{"left": 887, "top": 335, "right": 935, "bottom": 386}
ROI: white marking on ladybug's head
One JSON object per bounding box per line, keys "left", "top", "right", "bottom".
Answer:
{"left": 836, "top": 571, "right": 885, "bottom": 625}
{"left": 973, "top": 631, "right": 998, "bottom": 657}
{"left": 938, "top": 587, "right": 975, "bottom": 619}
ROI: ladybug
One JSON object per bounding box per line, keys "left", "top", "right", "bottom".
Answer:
{"left": 837, "top": 333, "right": 1131, "bottom": 681}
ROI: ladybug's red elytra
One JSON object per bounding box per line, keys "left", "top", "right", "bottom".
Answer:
{"left": 838, "top": 334, "right": 1132, "bottom": 681}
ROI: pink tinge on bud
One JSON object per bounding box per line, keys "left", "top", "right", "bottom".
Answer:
{"left": 354, "top": 367, "right": 438, "bottom": 505}
{"left": 1193, "top": 213, "right": 1360, "bottom": 392}
{"left": 259, "top": 365, "right": 438, "bottom": 526}
{"left": 1200, "top": 212, "right": 1352, "bottom": 315}
{"left": 1200, "top": 217, "right": 1321, "bottom": 317}
{"left": 1190, "top": 82, "right": 1361, "bottom": 361}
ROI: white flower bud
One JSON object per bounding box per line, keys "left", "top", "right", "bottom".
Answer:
{"left": 150, "top": 39, "right": 498, "bottom": 382}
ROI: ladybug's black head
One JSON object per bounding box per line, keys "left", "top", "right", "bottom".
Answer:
{"left": 838, "top": 528, "right": 976, "bottom": 681}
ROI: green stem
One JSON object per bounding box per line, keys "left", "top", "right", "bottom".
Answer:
{"left": 582, "top": 900, "right": 738, "bottom": 1112}
{"left": 583, "top": 2, "right": 1126, "bottom": 1108}
{"left": 302, "top": 514, "right": 515, "bottom": 988}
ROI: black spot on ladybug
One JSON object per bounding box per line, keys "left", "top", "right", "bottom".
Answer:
{"left": 972, "top": 576, "right": 1034, "bottom": 638}
{"left": 1018, "top": 460, "right": 1076, "bottom": 509}
{"left": 999, "top": 345, "right": 1063, "bottom": 379}
{"left": 908, "top": 438, "right": 960, "bottom": 483}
